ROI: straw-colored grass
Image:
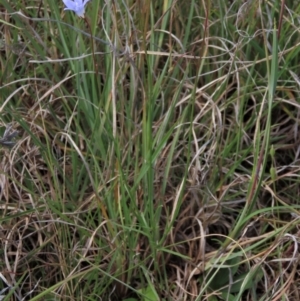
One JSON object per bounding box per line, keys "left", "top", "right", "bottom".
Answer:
{"left": 1, "top": 1, "right": 300, "bottom": 300}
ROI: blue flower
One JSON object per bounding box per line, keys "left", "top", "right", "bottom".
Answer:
{"left": 62, "top": 0, "right": 91, "bottom": 18}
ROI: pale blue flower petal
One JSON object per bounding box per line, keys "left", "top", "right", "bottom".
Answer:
{"left": 62, "top": 0, "right": 77, "bottom": 11}
{"left": 62, "top": 0, "right": 90, "bottom": 18}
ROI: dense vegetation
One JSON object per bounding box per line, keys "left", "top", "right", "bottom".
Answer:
{"left": 1, "top": 1, "right": 300, "bottom": 300}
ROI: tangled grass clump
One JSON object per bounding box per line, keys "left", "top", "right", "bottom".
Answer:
{"left": 1, "top": 1, "right": 300, "bottom": 300}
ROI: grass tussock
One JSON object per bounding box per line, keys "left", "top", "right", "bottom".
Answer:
{"left": 1, "top": 0, "right": 300, "bottom": 300}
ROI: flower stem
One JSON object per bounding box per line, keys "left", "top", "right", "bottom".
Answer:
{"left": 84, "top": 16, "right": 99, "bottom": 81}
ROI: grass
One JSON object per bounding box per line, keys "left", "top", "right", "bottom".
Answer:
{"left": 1, "top": 0, "right": 300, "bottom": 300}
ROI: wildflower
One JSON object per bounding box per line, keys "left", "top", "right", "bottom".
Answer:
{"left": 62, "top": 0, "right": 91, "bottom": 18}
